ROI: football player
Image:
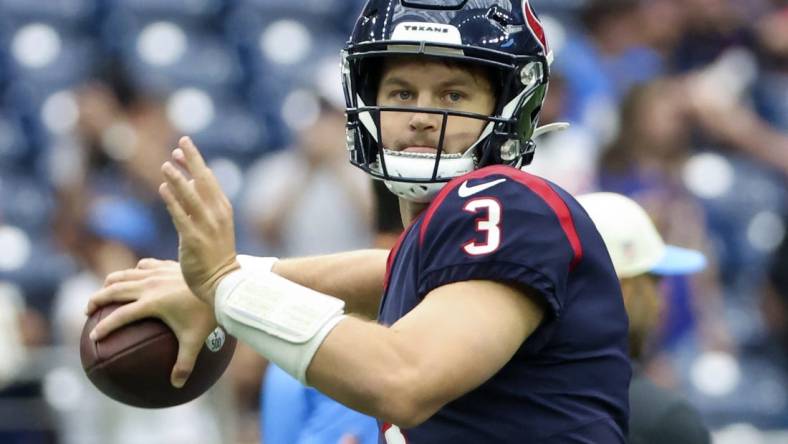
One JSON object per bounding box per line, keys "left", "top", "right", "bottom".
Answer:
{"left": 88, "top": 1, "right": 631, "bottom": 442}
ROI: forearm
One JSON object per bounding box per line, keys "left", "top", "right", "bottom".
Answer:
{"left": 305, "top": 281, "right": 544, "bottom": 428}
{"left": 272, "top": 250, "right": 388, "bottom": 319}
{"left": 733, "top": 117, "right": 788, "bottom": 175}
{"left": 214, "top": 269, "right": 428, "bottom": 426}
{"left": 704, "top": 107, "right": 788, "bottom": 175}
{"left": 214, "top": 274, "right": 539, "bottom": 429}
{"left": 306, "top": 317, "right": 429, "bottom": 427}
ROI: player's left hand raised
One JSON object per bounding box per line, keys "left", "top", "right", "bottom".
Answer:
{"left": 159, "top": 136, "right": 240, "bottom": 307}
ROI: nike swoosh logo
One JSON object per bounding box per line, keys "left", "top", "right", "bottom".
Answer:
{"left": 458, "top": 178, "right": 507, "bottom": 198}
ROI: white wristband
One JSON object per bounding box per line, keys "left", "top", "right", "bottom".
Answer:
{"left": 215, "top": 269, "right": 345, "bottom": 385}
{"left": 237, "top": 254, "right": 279, "bottom": 275}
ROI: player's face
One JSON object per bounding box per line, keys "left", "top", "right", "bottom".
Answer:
{"left": 376, "top": 57, "right": 496, "bottom": 156}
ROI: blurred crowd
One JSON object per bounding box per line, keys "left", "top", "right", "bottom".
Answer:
{"left": 0, "top": 0, "right": 785, "bottom": 443}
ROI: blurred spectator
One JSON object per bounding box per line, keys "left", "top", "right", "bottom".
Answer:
{"left": 636, "top": 0, "right": 688, "bottom": 58}
{"left": 0, "top": 0, "right": 784, "bottom": 440}
{"left": 51, "top": 63, "right": 178, "bottom": 265}
{"left": 752, "top": 5, "right": 788, "bottom": 130}
{"left": 262, "top": 365, "right": 378, "bottom": 444}
{"left": 0, "top": 282, "right": 27, "bottom": 390}
{"left": 554, "top": 0, "right": 663, "bottom": 142}
{"left": 671, "top": 0, "right": 756, "bottom": 71}
{"left": 683, "top": 49, "right": 788, "bottom": 177}
{"left": 578, "top": 192, "right": 711, "bottom": 444}
{"left": 755, "top": 213, "right": 788, "bottom": 369}
{"left": 372, "top": 178, "right": 403, "bottom": 249}
{"left": 242, "top": 84, "right": 376, "bottom": 443}
{"left": 0, "top": 282, "right": 53, "bottom": 444}
{"left": 0, "top": 274, "right": 59, "bottom": 444}
{"left": 39, "top": 58, "right": 237, "bottom": 444}
{"left": 75, "top": 78, "right": 175, "bottom": 198}
{"left": 222, "top": 342, "right": 268, "bottom": 443}
{"left": 527, "top": 74, "right": 600, "bottom": 194}
{"left": 242, "top": 98, "right": 373, "bottom": 257}
{"left": 600, "top": 78, "right": 692, "bottom": 195}
{"left": 599, "top": 79, "right": 731, "bottom": 354}
{"left": 50, "top": 197, "right": 230, "bottom": 444}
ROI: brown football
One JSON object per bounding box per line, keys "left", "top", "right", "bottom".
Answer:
{"left": 80, "top": 302, "right": 236, "bottom": 408}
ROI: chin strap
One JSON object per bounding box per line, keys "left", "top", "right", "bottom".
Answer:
{"left": 533, "top": 122, "right": 570, "bottom": 139}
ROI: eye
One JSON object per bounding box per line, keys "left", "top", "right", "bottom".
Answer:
{"left": 445, "top": 91, "right": 465, "bottom": 103}
{"left": 393, "top": 90, "right": 412, "bottom": 101}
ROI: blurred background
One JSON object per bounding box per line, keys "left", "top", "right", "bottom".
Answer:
{"left": 0, "top": 0, "right": 785, "bottom": 443}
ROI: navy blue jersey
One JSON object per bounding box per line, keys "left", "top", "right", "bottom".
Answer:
{"left": 378, "top": 166, "right": 630, "bottom": 443}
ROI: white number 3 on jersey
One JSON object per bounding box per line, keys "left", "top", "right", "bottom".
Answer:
{"left": 462, "top": 198, "right": 502, "bottom": 256}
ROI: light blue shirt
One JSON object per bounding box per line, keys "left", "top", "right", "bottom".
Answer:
{"left": 261, "top": 365, "right": 379, "bottom": 444}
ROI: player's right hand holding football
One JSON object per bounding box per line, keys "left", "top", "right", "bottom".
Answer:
{"left": 86, "top": 258, "right": 218, "bottom": 388}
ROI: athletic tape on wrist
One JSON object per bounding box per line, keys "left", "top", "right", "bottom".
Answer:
{"left": 215, "top": 269, "right": 345, "bottom": 384}
{"left": 237, "top": 254, "right": 278, "bottom": 275}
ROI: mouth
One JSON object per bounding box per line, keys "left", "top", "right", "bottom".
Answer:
{"left": 400, "top": 146, "right": 438, "bottom": 154}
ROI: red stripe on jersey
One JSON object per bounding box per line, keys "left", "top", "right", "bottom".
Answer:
{"left": 419, "top": 175, "right": 467, "bottom": 246}
{"left": 383, "top": 226, "right": 411, "bottom": 292}
{"left": 419, "top": 166, "right": 583, "bottom": 270}
{"left": 506, "top": 168, "right": 583, "bottom": 269}
{"left": 523, "top": 0, "right": 548, "bottom": 52}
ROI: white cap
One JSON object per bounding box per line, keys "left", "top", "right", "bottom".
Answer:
{"left": 577, "top": 192, "right": 707, "bottom": 279}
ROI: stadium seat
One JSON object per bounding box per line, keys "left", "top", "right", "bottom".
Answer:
{"left": 0, "top": 0, "right": 97, "bottom": 30}
{"left": 2, "top": 80, "right": 84, "bottom": 165}
{"left": 0, "top": 172, "right": 55, "bottom": 236}
{"left": 0, "top": 112, "right": 33, "bottom": 170}
{"left": 102, "top": 0, "right": 225, "bottom": 24}
{"left": 688, "top": 154, "right": 787, "bottom": 295}
{"left": 233, "top": 0, "right": 351, "bottom": 29}
{"left": 129, "top": 33, "right": 244, "bottom": 95}
{"left": 164, "top": 88, "right": 274, "bottom": 163}
{"left": 4, "top": 24, "right": 98, "bottom": 90}
{"left": 223, "top": 4, "right": 347, "bottom": 84}
{"left": 109, "top": 19, "right": 244, "bottom": 95}
{"left": 0, "top": 234, "right": 77, "bottom": 316}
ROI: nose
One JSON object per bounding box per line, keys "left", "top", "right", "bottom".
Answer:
{"left": 408, "top": 109, "right": 440, "bottom": 133}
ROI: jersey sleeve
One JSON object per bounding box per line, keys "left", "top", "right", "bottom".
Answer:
{"left": 416, "top": 169, "right": 583, "bottom": 318}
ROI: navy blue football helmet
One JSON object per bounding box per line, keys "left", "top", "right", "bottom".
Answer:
{"left": 342, "top": 0, "right": 552, "bottom": 202}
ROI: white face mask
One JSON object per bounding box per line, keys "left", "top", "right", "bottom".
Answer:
{"left": 372, "top": 122, "right": 570, "bottom": 203}
{"left": 374, "top": 149, "right": 476, "bottom": 203}
{"left": 354, "top": 59, "right": 561, "bottom": 204}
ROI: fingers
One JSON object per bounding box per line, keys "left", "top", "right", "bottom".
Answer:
{"left": 137, "top": 257, "right": 175, "bottom": 270}
{"left": 159, "top": 182, "right": 194, "bottom": 236}
{"left": 175, "top": 137, "right": 223, "bottom": 202}
{"left": 177, "top": 136, "right": 208, "bottom": 178}
{"left": 161, "top": 161, "right": 204, "bottom": 218}
{"left": 88, "top": 260, "right": 180, "bottom": 314}
{"left": 90, "top": 300, "right": 151, "bottom": 341}
{"left": 104, "top": 268, "right": 152, "bottom": 287}
{"left": 86, "top": 281, "right": 143, "bottom": 316}
{"left": 172, "top": 148, "right": 189, "bottom": 171}
{"left": 171, "top": 338, "right": 201, "bottom": 388}
{"left": 162, "top": 137, "right": 224, "bottom": 223}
